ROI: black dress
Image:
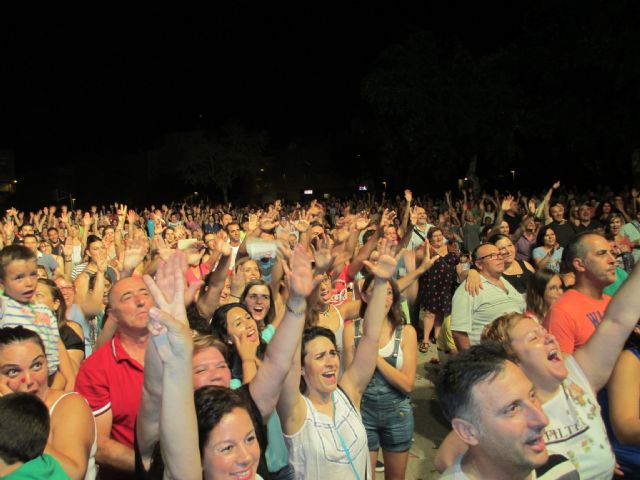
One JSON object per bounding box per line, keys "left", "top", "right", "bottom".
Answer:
{"left": 418, "top": 248, "right": 460, "bottom": 314}
{"left": 503, "top": 259, "right": 533, "bottom": 294}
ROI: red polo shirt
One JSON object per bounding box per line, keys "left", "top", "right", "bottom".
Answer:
{"left": 75, "top": 334, "right": 144, "bottom": 448}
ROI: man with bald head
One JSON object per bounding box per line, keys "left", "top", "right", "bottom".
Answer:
{"left": 75, "top": 276, "right": 153, "bottom": 480}
{"left": 450, "top": 243, "right": 525, "bottom": 350}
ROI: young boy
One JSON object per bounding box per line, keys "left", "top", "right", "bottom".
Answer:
{"left": 0, "top": 245, "right": 75, "bottom": 389}
{"left": 0, "top": 392, "right": 70, "bottom": 479}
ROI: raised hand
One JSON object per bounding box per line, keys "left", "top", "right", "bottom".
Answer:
{"left": 247, "top": 214, "right": 258, "bottom": 232}
{"left": 127, "top": 209, "right": 137, "bottom": 226}
{"left": 259, "top": 214, "right": 277, "bottom": 231}
{"left": 294, "top": 210, "right": 311, "bottom": 233}
{"left": 282, "top": 244, "right": 323, "bottom": 298}
{"left": 2, "top": 221, "right": 14, "bottom": 237}
{"left": 363, "top": 239, "right": 400, "bottom": 280}
{"left": 95, "top": 251, "right": 109, "bottom": 273}
{"left": 151, "top": 235, "right": 173, "bottom": 262}
{"left": 552, "top": 180, "right": 561, "bottom": 190}
{"left": 123, "top": 237, "right": 147, "bottom": 273}
{"left": 215, "top": 238, "right": 232, "bottom": 257}
{"left": 82, "top": 213, "right": 92, "bottom": 228}
{"left": 143, "top": 254, "right": 191, "bottom": 363}
{"left": 355, "top": 212, "right": 370, "bottom": 231}
{"left": 501, "top": 195, "right": 514, "bottom": 212}
{"left": 311, "top": 234, "right": 336, "bottom": 274}
{"left": 229, "top": 270, "right": 246, "bottom": 298}
{"left": 404, "top": 189, "right": 413, "bottom": 204}
{"left": 417, "top": 239, "right": 440, "bottom": 273}
{"left": 149, "top": 250, "right": 189, "bottom": 321}
{"left": 380, "top": 209, "right": 397, "bottom": 228}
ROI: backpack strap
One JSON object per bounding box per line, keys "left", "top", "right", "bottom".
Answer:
{"left": 391, "top": 326, "right": 403, "bottom": 358}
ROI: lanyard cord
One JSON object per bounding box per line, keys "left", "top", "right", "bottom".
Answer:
{"left": 332, "top": 391, "right": 361, "bottom": 480}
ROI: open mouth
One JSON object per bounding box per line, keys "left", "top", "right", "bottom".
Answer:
{"left": 524, "top": 434, "right": 545, "bottom": 453}
{"left": 231, "top": 467, "right": 254, "bottom": 479}
{"left": 251, "top": 306, "right": 265, "bottom": 317}
{"left": 547, "top": 349, "right": 560, "bottom": 362}
{"left": 319, "top": 288, "right": 332, "bottom": 301}
{"left": 322, "top": 370, "right": 337, "bottom": 382}
{"left": 246, "top": 328, "right": 257, "bottom": 341}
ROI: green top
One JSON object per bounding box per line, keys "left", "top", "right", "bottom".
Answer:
{"left": 603, "top": 267, "right": 628, "bottom": 296}
{"left": 1, "top": 454, "right": 70, "bottom": 479}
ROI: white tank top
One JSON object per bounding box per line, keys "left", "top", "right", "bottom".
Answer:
{"left": 284, "top": 388, "right": 371, "bottom": 479}
{"left": 50, "top": 392, "right": 98, "bottom": 480}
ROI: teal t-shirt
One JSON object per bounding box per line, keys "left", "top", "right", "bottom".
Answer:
{"left": 1, "top": 454, "right": 70, "bottom": 479}
{"left": 604, "top": 267, "right": 628, "bottom": 296}
{"left": 230, "top": 323, "right": 289, "bottom": 473}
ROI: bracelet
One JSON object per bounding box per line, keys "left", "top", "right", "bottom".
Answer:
{"left": 64, "top": 257, "right": 72, "bottom": 262}
{"left": 229, "top": 294, "right": 240, "bottom": 300}
{"left": 286, "top": 301, "right": 306, "bottom": 316}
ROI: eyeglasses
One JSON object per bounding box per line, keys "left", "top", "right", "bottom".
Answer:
{"left": 477, "top": 252, "right": 503, "bottom": 261}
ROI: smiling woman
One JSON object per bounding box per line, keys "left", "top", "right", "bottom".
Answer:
{"left": 196, "top": 387, "right": 263, "bottom": 480}
{"left": 211, "top": 303, "right": 267, "bottom": 384}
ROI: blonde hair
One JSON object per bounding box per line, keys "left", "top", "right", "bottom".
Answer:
{"left": 481, "top": 312, "right": 532, "bottom": 357}
{"left": 192, "top": 334, "right": 231, "bottom": 366}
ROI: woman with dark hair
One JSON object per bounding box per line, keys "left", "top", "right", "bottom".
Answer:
{"left": 598, "top": 325, "right": 640, "bottom": 477}
{"left": 70, "top": 235, "right": 118, "bottom": 284}
{"left": 211, "top": 302, "right": 268, "bottom": 383}
{"left": 532, "top": 227, "right": 563, "bottom": 272}
{"left": 241, "top": 279, "right": 281, "bottom": 338}
{"left": 276, "top": 241, "right": 396, "bottom": 479}
{"left": 35, "top": 278, "right": 85, "bottom": 371}
{"left": 195, "top": 386, "right": 263, "bottom": 480}
{"left": 524, "top": 269, "right": 564, "bottom": 322}
{"left": 0, "top": 327, "right": 96, "bottom": 479}
{"left": 343, "top": 274, "right": 417, "bottom": 480}
{"left": 137, "top": 247, "right": 317, "bottom": 480}
{"left": 417, "top": 227, "right": 463, "bottom": 352}
{"left": 597, "top": 200, "right": 613, "bottom": 223}
{"left": 489, "top": 233, "right": 535, "bottom": 294}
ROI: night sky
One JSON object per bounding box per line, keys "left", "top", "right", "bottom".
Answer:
{"left": 1, "top": 2, "right": 637, "bottom": 206}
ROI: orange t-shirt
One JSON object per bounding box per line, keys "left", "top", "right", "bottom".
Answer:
{"left": 544, "top": 289, "right": 610, "bottom": 354}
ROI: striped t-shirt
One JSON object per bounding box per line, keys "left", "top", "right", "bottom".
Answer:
{"left": 0, "top": 295, "right": 60, "bottom": 375}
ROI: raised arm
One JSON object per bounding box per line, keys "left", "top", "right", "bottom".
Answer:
{"left": 574, "top": 259, "right": 640, "bottom": 391}
{"left": 607, "top": 348, "right": 640, "bottom": 446}
{"left": 543, "top": 181, "right": 560, "bottom": 225}
{"left": 340, "top": 240, "right": 397, "bottom": 406}
{"left": 399, "top": 189, "right": 412, "bottom": 237}
{"left": 141, "top": 251, "right": 201, "bottom": 480}
{"left": 196, "top": 239, "right": 232, "bottom": 319}
{"left": 249, "top": 244, "right": 318, "bottom": 421}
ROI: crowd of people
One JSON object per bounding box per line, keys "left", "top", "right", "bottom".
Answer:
{"left": 0, "top": 180, "right": 638, "bottom": 479}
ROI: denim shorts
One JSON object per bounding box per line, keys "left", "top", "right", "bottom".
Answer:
{"left": 361, "top": 397, "right": 414, "bottom": 452}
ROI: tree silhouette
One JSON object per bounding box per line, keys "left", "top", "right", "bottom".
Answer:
{"left": 173, "top": 122, "right": 269, "bottom": 202}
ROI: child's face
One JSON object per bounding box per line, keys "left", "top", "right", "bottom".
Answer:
{"left": 0, "top": 259, "right": 38, "bottom": 303}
